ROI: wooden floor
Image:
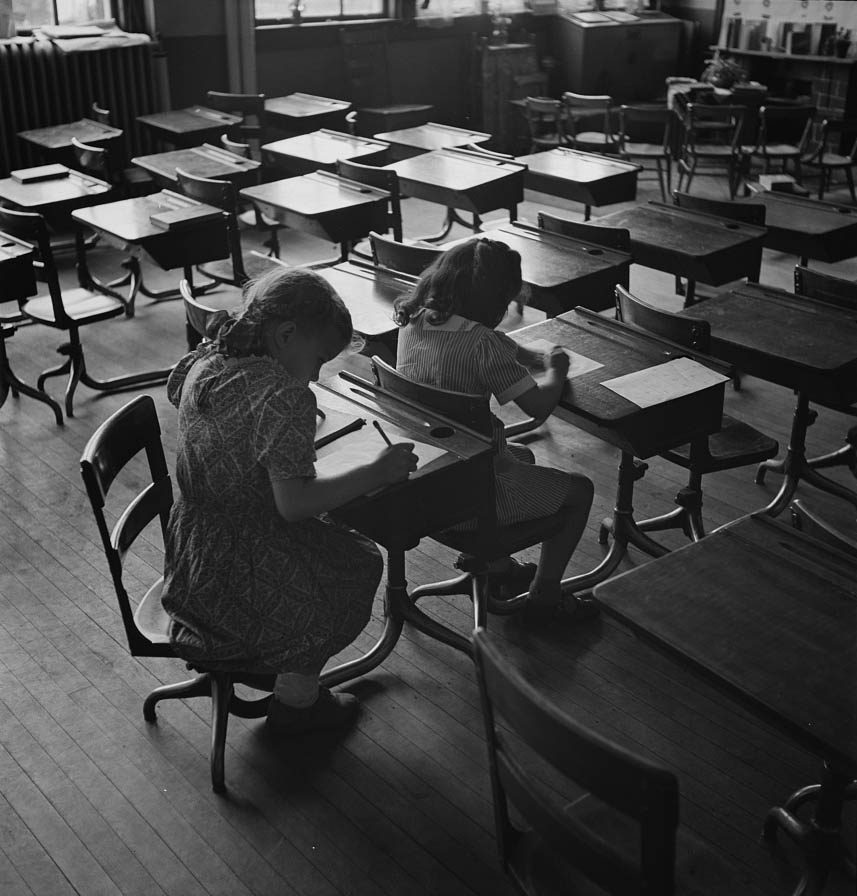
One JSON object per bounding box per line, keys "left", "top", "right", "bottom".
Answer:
{"left": 1, "top": 169, "right": 856, "bottom": 896}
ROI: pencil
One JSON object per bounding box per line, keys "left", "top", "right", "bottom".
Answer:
{"left": 373, "top": 419, "right": 393, "bottom": 447}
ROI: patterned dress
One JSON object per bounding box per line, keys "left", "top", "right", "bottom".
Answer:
{"left": 397, "top": 310, "right": 576, "bottom": 526}
{"left": 161, "top": 348, "right": 381, "bottom": 673}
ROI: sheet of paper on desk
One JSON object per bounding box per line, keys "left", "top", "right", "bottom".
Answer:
{"left": 315, "top": 429, "right": 448, "bottom": 478}
{"left": 601, "top": 357, "right": 730, "bottom": 408}
{"left": 524, "top": 338, "right": 604, "bottom": 379}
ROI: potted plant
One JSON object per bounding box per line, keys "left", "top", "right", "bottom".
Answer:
{"left": 700, "top": 57, "right": 747, "bottom": 89}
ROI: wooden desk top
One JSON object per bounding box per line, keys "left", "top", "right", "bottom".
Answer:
{"left": 262, "top": 130, "right": 390, "bottom": 173}
{"left": 594, "top": 201, "right": 767, "bottom": 285}
{"left": 0, "top": 167, "right": 111, "bottom": 211}
{"left": 510, "top": 308, "right": 725, "bottom": 458}
{"left": 137, "top": 107, "right": 242, "bottom": 145}
{"left": 743, "top": 192, "right": 857, "bottom": 263}
{"left": 315, "top": 379, "right": 493, "bottom": 550}
{"left": 72, "top": 190, "right": 228, "bottom": 270}
{"left": 241, "top": 171, "right": 389, "bottom": 217}
{"left": 17, "top": 117, "right": 123, "bottom": 150}
{"left": 131, "top": 144, "right": 261, "bottom": 186}
{"left": 315, "top": 261, "right": 415, "bottom": 338}
{"left": 515, "top": 147, "right": 640, "bottom": 206}
{"left": 375, "top": 122, "right": 490, "bottom": 154}
{"left": 0, "top": 233, "right": 36, "bottom": 302}
{"left": 680, "top": 282, "right": 857, "bottom": 407}
{"left": 446, "top": 222, "right": 630, "bottom": 310}
{"left": 264, "top": 93, "right": 352, "bottom": 120}
{"left": 594, "top": 513, "right": 857, "bottom": 769}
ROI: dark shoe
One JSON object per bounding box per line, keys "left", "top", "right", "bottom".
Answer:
{"left": 487, "top": 559, "right": 538, "bottom": 602}
{"left": 522, "top": 594, "right": 600, "bottom": 626}
{"left": 266, "top": 687, "right": 359, "bottom": 736}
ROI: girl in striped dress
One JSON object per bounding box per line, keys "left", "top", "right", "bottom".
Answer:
{"left": 393, "top": 238, "right": 596, "bottom": 623}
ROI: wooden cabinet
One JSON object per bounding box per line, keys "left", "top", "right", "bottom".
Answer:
{"left": 557, "top": 12, "right": 682, "bottom": 101}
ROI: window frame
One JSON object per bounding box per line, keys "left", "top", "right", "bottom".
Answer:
{"left": 254, "top": 0, "right": 392, "bottom": 25}
{"left": 11, "top": 0, "right": 115, "bottom": 31}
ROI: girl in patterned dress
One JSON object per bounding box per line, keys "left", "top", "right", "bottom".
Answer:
{"left": 162, "top": 268, "right": 417, "bottom": 734}
{"left": 393, "top": 238, "right": 596, "bottom": 623}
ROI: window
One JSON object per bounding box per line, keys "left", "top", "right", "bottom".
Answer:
{"left": 11, "top": 0, "right": 112, "bottom": 30}
{"left": 254, "top": 0, "right": 387, "bottom": 23}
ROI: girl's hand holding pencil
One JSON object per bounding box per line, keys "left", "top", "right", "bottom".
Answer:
{"left": 372, "top": 420, "right": 419, "bottom": 485}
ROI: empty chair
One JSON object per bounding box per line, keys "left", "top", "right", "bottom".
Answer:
{"left": 537, "top": 210, "right": 631, "bottom": 252}
{"left": 522, "top": 97, "right": 567, "bottom": 153}
{"left": 675, "top": 103, "right": 746, "bottom": 198}
{"left": 562, "top": 91, "right": 619, "bottom": 154}
{"left": 90, "top": 102, "right": 154, "bottom": 196}
{"left": 175, "top": 167, "right": 284, "bottom": 286}
{"left": 801, "top": 117, "right": 857, "bottom": 201}
{"left": 618, "top": 104, "right": 673, "bottom": 201}
{"left": 369, "top": 230, "right": 442, "bottom": 276}
{"left": 337, "top": 158, "right": 402, "bottom": 243}
{"left": 80, "top": 395, "right": 274, "bottom": 794}
{"left": 205, "top": 90, "right": 266, "bottom": 154}
{"left": 0, "top": 206, "right": 172, "bottom": 419}
{"left": 612, "top": 285, "right": 778, "bottom": 541}
{"left": 740, "top": 104, "right": 814, "bottom": 182}
{"left": 473, "top": 627, "right": 748, "bottom": 895}
{"left": 788, "top": 265, "right": 857, "bottom": 484}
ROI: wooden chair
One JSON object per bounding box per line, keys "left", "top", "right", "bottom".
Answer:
{"left": 801, "top": 117, "right": 857, "bottom": 202}
{"left": 536, "top": 210, "right": 631, "bottom": 253}
{"left": 473, "top": 627, "right": 748, "bottom": 895}
{"left": 205, "top": 90, "right": 266, "bottom": 154}
{"left": 561, "top": 91, "right": 619, "bottom": 155}
{"left": 675, "top": 103, "right": 746, "bottom": 198}
{"left": 175, "top": 167, "right": 284, "bottom": 286}
{"left": 180, "top": 278, "right": 243, "bottom": 351}
{"left": 612, "top": 285, "right": 778, "bottom": 541}
{"left": 789, "top": 501, "right": 857, "bottom": 556}
{"left": 0, "top": 206, "right": 173, "bottom": 419}
{"left": 220, "top": 133, "right": 252, "bottom": 158}
{"left": 788, "top": 265, "right": 857, "bottom": 484}
{"left": 521, "top": 97, "right": 567, "bottom": 154}
{"left": 369, "top": 230, "right": 442, "bottom": 276}
{"left": 370, "top": 356, "right": 567, "bottom": 633}
{"left": 336, "top": 158, "right": 402, "bottom": 243}
{"left": 90, "top": 102, "right": 154, "bottom": 196}
{"left": 338, "top": 28, "right": 433, "bottom": 137}
{"left": 741, "top": 104, "right": 814, "bottom": 182}
{"left": 80, "top": 395, "right": 274, "bottom": 794}
{"left": 618, "top": 104, "right": 672, "bottom": 202}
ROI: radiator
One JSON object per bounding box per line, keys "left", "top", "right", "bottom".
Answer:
{"left": 0, "top": 39, "right": 159, "bottom": 174}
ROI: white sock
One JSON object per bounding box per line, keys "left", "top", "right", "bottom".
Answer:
{"left": 273, "top": 672, "right": 319, "bottom": 708}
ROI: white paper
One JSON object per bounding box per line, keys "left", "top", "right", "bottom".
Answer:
{"left": 523, "top": 337, "right": 604, "bottom": 379}
{"left": 315, "top": 428, "right": 448, "bottom": 480}
{"left": 601, "top": 357, "right": 730, "bottom": 408}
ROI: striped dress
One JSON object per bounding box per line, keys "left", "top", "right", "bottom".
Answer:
{"left": 397, "top": 309, "right": 576, "bottom": 526}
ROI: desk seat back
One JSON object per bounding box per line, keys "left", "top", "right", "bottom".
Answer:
{"left": 614, "top": 284, "right": 711, "bottom": 352}
{"left": 537, "top": 211, "right": 631, "bottom": 253}
{"left": 369, "top": 231, "right": 442, "bottom": 277}
{"left": 672, "top": 190, "right": 766, "bottom": 226}
{"left": 794, "top": 265, "right": 857, "bottom": 310}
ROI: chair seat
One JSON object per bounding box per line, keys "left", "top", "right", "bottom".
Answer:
{"left": 435, "top": 510, "right": 567, "bottom": 561}
{"left": 622, "top": 141, "right": 667, "bottom": 157}
{"left": 749, "top": 143, "right": 802, "bottom": 157}
{"left": 23, "top": 287, "right": 125, "bottom": 326}
{"left": 237, "top": 208, "right": 279, "bottom": 230}
{"left": 687, "top": 144, "right": 739, "bottom": 157}
{"left": 134, "top": 577, "right": 171, "bottom": 644}
{"left": 803, "top": 151, "right": 852, "bottom": 167}
{"left": 661, "top": 414, "right": 779, "bottom": 474}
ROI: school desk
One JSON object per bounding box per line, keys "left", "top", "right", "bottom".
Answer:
{"left": 71, "top": 190, "right": 229, "bottom": 318}
{"left": 442, "top": 220, "right": 631, "bottom": 314}
{"left": 742, "top": 191, "right": 857, "bottom": 267}
{"left": 263, "top": 93, "right": 352, "bottom": 136}
{"left": 261, "top": 129, "right": 390, "bottom": 176}
{"left": 386, "top": 147, "right": 525, "bottom": 241}
{"left": 131, "top": 143, "right": 262, "bottom": 189}
{"left": 240, "top": 171, "right": 390, "bottom": 263}
{"left": 595, "top": 512, "right": 857, "bottom": 896}
{"left": 514, "top": 147, "right": 640, "bottom": 220}
{"left": 680, "top": 283, "right": 857, "bottom": 516}
{"left": 373, "top": 121, "right": 491, "bottom": 162}
{"left": 511, "top": 308, "right": 728, "bottom": 590}
{"left": 17, "top": 117, "right": 123, "bottom": 162}
{"left": 309, "top": 380, "right": 494, "bottom": 682}
{"left": 0, "top": 166, "right": 112, "bottom": 216}
{"left": 136, "top": 106, "right": 242, "bottom": 149}
{"left": 593, "top": 200, "right": 767, "bottom": 306}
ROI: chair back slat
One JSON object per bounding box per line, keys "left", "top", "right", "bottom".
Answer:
{"left": 537, "top": 211, "right": 631, "bottom": 253}
{"left": 618, "top": 104, "right": 672, "bottom": 150}
{"left": 789, "top": 501, "right": 857, "bottom": 556}
{"left": 473, "top": 630, "right": 679, "bottom": 895}
{"left": 369, "top": 231, "right": 442, "bottom": 277}
{"left": 337, "top": 160, "right": 400, "bottom": 240}
{"left": 794, "top": 265, "right": 857, "bottom": 310}
{"left": 614, "top": 285, "right": 712, "bottom": 352}
{"left": 671, "top": 190, "right": 766, "bottom": 226}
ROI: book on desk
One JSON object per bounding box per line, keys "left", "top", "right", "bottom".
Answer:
{"left": 10, "top": 164, "right": 69, "bottom": 184}
{"left": 149, "top": 205, "right": 223, "bottom": 231}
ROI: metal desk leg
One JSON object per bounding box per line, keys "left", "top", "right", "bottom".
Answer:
{"left": 421, "top": 209, "right": 483, "bottom": 243}
{"left": 563, "top": 451, "right": 669, "bottom": 595}
{"left": 758, "top": 393, "right": 857, "bottom": 516}
{"left": 763, "top": 762, "right": 857, "bottom": 896}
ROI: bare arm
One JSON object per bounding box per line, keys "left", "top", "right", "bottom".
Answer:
{"left": 512, "top": 347, "right": 569, "bottom": 420}
{"left": 270, "top": 443, "right": 418, "bottom": 522}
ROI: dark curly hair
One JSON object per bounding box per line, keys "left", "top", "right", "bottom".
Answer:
{"left": 206, "top": 267, "right": 353, "bottom": 357}
{"left": 393, "top": 238, "right": 523, "bottom": 330}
